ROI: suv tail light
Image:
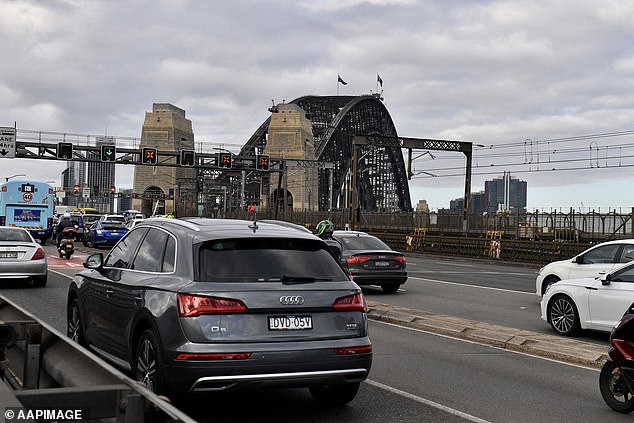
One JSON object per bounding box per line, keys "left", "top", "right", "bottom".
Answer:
{"left": 32, "top": 247, "right": 45, "bottom": 261}
{"left": 334, "top": 345, "right": 372, "bottom": 355}
{"left": 394, "top": 255, "right": 406, "bottom": 265}
{"left": 176, "top": 352, "right": 252, "bottom": 361}
{"left": 333, "top": 293, "right": 367, "bottom": 312}
{"left": 346, "top": 255, "right": 370, "bottom": 265}
{"left": 178, "top": 294, "right": 247, "bottom": 317}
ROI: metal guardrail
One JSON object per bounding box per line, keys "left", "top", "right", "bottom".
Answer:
{"left": 0, "top": 295, "right": 197, "bottom": 423}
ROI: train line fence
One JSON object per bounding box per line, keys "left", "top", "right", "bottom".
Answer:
{"left": 224, "top": 207, "right": 634, "bottom": 264}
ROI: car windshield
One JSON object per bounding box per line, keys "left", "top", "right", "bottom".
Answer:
{"left": 338, "top": 235, "right": 390, "bottom": 251}
{"left": 199, "top": 238, "right": 347, "bottom": 282}
{"left": 0, "top": 228, "right": 31, "bottom": 242}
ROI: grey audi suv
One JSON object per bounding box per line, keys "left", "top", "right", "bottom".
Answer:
{"left": 66, "top": 218, "right": 371, "bottom": 404}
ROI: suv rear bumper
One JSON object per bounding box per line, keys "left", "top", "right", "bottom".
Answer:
{"left": 163, "top": 342, "right": 372, "bottom": 393}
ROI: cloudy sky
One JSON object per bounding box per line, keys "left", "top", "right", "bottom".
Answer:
{"left": 2, "top": 0, "right": 634, "bottom": 211}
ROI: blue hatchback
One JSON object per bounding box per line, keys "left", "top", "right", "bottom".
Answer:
{"left": 84, "top": 219, "right": 128, "bottom": 248}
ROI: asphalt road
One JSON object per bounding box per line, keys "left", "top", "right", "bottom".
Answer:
{"left": 0, "top": 246, "right": 622, "bottom": 422}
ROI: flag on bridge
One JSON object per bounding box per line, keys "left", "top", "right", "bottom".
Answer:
{"left": 377, "top": 74, "right": 383, "bottom": 87}
{"left": 337, "top": 74, "right": 347, "bottom": 85}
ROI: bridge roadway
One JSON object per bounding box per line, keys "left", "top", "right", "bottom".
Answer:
{"left": 38, "top": 244, "right": 611, "bottom": 368}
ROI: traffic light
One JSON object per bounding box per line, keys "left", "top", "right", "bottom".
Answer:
{"left": 109, "top": 185, "right": 116, "bottom": 193}
{"left": 180, "top": 149, "right": 195, "bottom": 166}
{"left": 218, "top": 152, "right": 232, "bottom": 169}
{"left": 256, "top": 155, "right": 270, "bottom": 171}
{"left": 142, "top": 147, "right": 158, "bottom": 164}
{"left": 101, "top": 144, "right": 116, "bottom": 162}
{"left": 57, "top": 142, "right": 73, "bottom": 159}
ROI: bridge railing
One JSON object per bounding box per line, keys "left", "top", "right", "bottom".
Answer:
{"left": 0, "top": 296, "right": 196, "bottom": 422}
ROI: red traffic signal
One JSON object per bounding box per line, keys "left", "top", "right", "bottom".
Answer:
{"left": 142, "top": 147, "right": 158, "bottom": 164}
{"left": 256, "top": 155, "right": 270, "bottom": 171}
{"left": 218, "top": 152, "right": 232, "bottom": 169}
{"left": 73, "top": 184, "right": 81, "bottom": 193}
{"left": 109, "top": 185, "right": 116, "bottom": 193}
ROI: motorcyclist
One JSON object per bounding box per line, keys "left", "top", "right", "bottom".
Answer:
{"left": 57, "top": 213, "right": 76, "bottom": 245}
{"left": 315, "top": 219, "right": 342, "bottom": 260}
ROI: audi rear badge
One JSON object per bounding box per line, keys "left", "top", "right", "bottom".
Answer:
{"left": 279, "top": 295, "right": 304, "bottom": 305}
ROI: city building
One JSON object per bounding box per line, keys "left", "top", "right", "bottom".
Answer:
{"left": 448, "top": 172, "right": 527, "bottom": 213}
{"left": 485, "top": 172, "right": 527, "bottom": 213}
{"left": 86, "top": 136, "right": 116, "bottom": 213}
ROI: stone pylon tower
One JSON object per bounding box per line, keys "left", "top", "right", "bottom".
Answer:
{"left": 263, "top": 103, "right": 318, "bottom": 211}
{"left": 132, "top": 103, "right": 197, "bottom": 217}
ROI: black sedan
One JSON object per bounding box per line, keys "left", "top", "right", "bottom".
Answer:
{"left": 332, "top": 230, "right": 407, "bottom": 293}
{"left": 67, "top": 218, "right": 372, "bottom": 404}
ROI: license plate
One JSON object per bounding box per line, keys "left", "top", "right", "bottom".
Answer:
{"left": 0, "top": 252, "right": 18, "bottom": 259}
{"left": 110, "top": 232, "right": 118, "bottom": 236}
{"left": 268, "top": 315, "right": 312, "bottom": 330}
{"left": 375, "top": 261, "right": 390, "bottom": 267}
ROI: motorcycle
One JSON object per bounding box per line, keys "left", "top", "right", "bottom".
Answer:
{"left": 599, "top": 302, "right": 634, "bottom": 413}
{"left": 57, "top": 226, "right": 78, "bottom": 259}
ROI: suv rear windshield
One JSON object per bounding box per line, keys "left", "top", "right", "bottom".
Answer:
{"left": 199, "top": 238, "right": 347, "bottom": 282}
{"left": 337, "top": 235, "right": 390, "bottom": 251}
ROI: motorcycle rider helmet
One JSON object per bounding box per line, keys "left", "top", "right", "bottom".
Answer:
{"left": 63, "top": 212, "right": 71, "bottom": 219}
{"left": 315, "top": 219, "right": 335, "bottom": 238}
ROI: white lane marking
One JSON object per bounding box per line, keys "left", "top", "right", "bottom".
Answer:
{"left": 408, "top": 270, "right": 530, "bottom": 276}
{"left": 365, "top": 379, "right": 492, "bottom": 423}
{"left": 49, "top": 269, "right": 74, "bottom": 280}
{"left": 373, "top": 319, "right": 600, "bottom": 371}
{"left": 408, "top": 276, "right": 538, "bottom": 296}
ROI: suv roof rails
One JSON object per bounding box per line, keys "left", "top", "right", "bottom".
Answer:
{"left": 144, "top": 217, "right": 201, "bottom": 232}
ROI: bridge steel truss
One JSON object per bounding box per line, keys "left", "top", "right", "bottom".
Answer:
{"left": 240, "top": 94, "right": 412, "bottom": 212}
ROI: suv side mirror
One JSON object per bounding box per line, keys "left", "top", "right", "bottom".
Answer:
{"left": 84, "top": 252, "right": 104, "bottom": 269}
{"left": 574, "top": 255, "right": 584, "bottom": 264}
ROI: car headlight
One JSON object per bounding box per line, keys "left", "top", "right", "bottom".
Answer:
{"left": 96, "top": 229, "right": 103, "bottom": 234}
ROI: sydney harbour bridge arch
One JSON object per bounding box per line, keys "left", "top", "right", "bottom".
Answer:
{"left": 236, "top": 94, "right": 412, "bottom": 212}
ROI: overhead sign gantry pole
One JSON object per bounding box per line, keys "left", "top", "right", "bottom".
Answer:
{"left": 351, "top": 135, "right": 473, "bottom": 231}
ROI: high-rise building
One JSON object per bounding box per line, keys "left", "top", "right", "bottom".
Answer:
{"left": 447, "top": 173, "right": 527, "bottom": 213}
{"left": 61, "top": 161, "right": 86, "bottom": 206}
{"left": 484, "top": 172, "right": 527, "bottom": 212}
{"left": 87, "top": 136, "right": 116, "bottom": 213}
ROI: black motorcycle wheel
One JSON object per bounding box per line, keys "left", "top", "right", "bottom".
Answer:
{"left": 599, "top": 360, "right": 634, "bottom": 413}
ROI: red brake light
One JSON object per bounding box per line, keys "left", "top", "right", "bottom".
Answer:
{"left": 177, "top": 294, "right": 247, "bottom": 317}
{"left": 333, "top": 293, "right": 367, "bottom": 312}
{"left": 32, "top": 247, "right": 45, "bottom": 261}
{"left": 176, "top": 352, "right": 252, "bottom": 361}
{"left": 394, "top": 255, "right": 406, "bottom": 265}
{"left": 1, "top": 186, "right": 6, "bottom": 192}
{"left": 346, "top": 255, "right": 370, "bottom": 265}
{"left": 334, "top": 345, "right": 372, "bottom": 355}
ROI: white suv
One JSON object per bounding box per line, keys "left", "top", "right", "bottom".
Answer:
{"left": 535, "top": 239, "right": 634, "bottom": 295}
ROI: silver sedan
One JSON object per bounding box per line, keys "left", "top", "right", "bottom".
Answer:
{"left": 0, "top": 226, "right": 48, "bottom": 287}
